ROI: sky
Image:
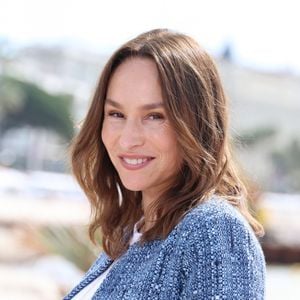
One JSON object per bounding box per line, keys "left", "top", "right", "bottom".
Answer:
{"left": 1, "top": 0, "right": 300, "bottom": 74}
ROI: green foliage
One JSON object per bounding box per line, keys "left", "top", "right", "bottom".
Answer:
{"left": 0, "top": 77, "right": 24, "bottom": 116}
{"left": 0, "top": 76, "right": 74, "bottom": 140}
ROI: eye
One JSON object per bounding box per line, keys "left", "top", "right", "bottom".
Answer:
{"left": 146, "top": 113, "right": 164, "bottom": 121}
{"left": 107, "top": 111, "right": 124, "bottom": 118}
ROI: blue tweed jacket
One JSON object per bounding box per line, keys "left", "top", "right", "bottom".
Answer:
{"left": 64, "top": 196, "right": 266, "bottom": 299}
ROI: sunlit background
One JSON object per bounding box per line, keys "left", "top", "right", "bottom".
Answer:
{"left": 0, "top": 0, "right": 300, "bottom": 299}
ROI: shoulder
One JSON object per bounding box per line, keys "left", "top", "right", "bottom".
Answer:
{"left": 178, "top": 195, "right": 249, "bottom": 231}
{"left": 173, "top": 195, "right": 263, "bottom": 254}
{"left": 168, "top": 195, "right": 266, "bottom": 298}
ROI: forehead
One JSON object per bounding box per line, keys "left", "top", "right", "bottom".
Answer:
{"left": 111, "top": 57, "right": 159, "bottom": 81}
{"left": 106, "top": 57, "right": 163, "bottom": 105}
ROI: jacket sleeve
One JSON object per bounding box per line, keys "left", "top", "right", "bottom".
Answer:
{"left": 179, "top": 210, "right": 266, "bottom": 300}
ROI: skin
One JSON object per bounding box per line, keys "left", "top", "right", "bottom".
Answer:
{"left": 101, "top": 57, "right": 182, "bottom": 231}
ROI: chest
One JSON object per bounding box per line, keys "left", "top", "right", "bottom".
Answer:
{"left": 91, "top": 241, "right": 186, "bottom": 299}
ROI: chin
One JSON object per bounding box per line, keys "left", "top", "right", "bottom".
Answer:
{"left": 124, "top": 187, "right": 141, "bottom": 192}
{"left": 122, "top": 184, "right": 143, "bottom": 192}
{"left": 120, "top": 179, "right": 146, "bottom": 192}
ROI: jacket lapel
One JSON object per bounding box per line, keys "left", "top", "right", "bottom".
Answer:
{"left": 63, "top": 252, "right": 114, "bottom": 299}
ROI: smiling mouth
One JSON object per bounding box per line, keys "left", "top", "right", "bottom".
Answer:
{"left": 122, "top": 157, "right": 153, "bottom": 165}
{"left": 119, "top": 156, "right": 155, "bottom": 170}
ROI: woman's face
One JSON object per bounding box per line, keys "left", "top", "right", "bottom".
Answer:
{"left": 102, "top": 57, "right": 182, "bottom": 198}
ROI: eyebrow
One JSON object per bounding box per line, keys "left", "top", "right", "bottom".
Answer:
{"left": 105, "top": 98, "right": 164, "bottom": 110}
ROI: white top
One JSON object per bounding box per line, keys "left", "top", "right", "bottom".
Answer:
{"left": 73, "top": 219, "right": 143, "bottom": 299}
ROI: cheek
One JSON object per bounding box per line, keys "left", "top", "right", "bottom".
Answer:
{"left": 101, "top": 126, "right": 117, "bottom": 167}
{"left": 101, "top": 123, "right": 112, "bottom": 150}
{"left": 101, "top": 121, "right": 121, "bottom": 144}
{"left": 165, "top": 132, "right": 182, "bottom": 166}
{"left": 153, "top": 129, "right": 181, "bottom": 159}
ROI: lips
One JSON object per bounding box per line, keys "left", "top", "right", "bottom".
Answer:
{"left": 119, "top": 155, "right": 155, "bottom": 170}
{"left": 122, "top": 157, "right": 151, "bottom": 165}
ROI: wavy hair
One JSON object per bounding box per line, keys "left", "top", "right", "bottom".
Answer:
{"left": 70, "top": 29, "right": 264, "bottom": 259}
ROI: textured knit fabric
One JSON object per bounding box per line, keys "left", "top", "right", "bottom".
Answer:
{"left": 72, "top": 220, "right": 143, "bottom": 299}
{"left": 63, "top": 195, "right": 266, "bottom": 299}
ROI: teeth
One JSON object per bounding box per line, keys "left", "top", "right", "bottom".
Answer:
{"left": 123, "top": 158, "right": 149, "bottom": 165}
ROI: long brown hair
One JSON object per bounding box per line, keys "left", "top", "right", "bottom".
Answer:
{"left": 70, "top": 28, "right": 264, "bottom": 260}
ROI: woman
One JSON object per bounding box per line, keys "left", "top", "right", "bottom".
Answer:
{"left": 64, "top": 29, "right": 266, "bottom": 299}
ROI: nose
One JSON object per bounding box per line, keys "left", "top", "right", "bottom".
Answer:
{"left": 119, "top": 119, "right": 145, "bottom": 150}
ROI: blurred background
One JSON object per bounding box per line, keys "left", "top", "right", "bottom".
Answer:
{"left": 0, "top": 0, "right": 299, "bottom": 299}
